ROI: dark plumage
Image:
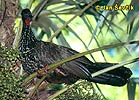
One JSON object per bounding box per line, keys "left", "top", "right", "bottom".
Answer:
{"left": 19, "top": 9, "right": 132, "bottom": 86}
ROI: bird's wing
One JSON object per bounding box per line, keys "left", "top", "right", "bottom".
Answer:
{"left": 36, "top": 42, "right": 93, "bottom": 80}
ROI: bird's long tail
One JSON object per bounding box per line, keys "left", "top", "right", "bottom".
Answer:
{"left": 87, "top": 63, "right": 132, "bottom": 86}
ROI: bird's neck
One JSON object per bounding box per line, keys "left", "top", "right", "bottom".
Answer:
{"left": 19, "top": 23, "right": 38, "bottom": 52}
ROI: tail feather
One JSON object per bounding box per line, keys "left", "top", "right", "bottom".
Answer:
{"left": 89, "top": 75, "right": 127, "bottom": 86}
{"left": 87, "top": 63, "right": 132, "bottom": 86}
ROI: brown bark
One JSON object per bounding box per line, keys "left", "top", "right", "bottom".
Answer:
{"left": 0, "top": 0, "right": 18, "bottom": 48}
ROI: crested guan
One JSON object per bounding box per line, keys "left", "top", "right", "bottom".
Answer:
{"left": 19, "top": 9, "right": 132, "bottom": 86}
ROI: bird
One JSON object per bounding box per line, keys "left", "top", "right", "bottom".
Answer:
{"left": 19, "top": 8, "right": 132, "bottom": 86}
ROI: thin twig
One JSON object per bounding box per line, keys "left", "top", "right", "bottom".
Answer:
{"left": 33, "top": 0, "right": 49, "bottom": 20}
{"left": 47, "top": 80, "right": 81, "bottom": 100}
{"left": 47, "top": 0, "right": 100, "bottom": 42}
{"left": 91, "top": 57, "right": 139, "bottom": 78}
{"left": 28, "top": 75, "right": 46, "bottom": 98}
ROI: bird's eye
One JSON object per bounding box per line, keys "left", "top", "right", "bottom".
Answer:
{"left": 24, "top": 13, "right": 29, "bottom": 18}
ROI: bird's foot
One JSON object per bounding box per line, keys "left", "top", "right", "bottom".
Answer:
{"left": 37, "top": 65, "right": 48, "bottom": 78}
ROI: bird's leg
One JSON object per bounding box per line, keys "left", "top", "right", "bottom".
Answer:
{"left": 55, "top": 68, "right": 67, "bottom": 76}
{"left": 36, "top": 65, "right": 48, "bottom": 78}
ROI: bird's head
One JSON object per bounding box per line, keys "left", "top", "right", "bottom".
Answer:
{"left": 21, "top": 9, "right": 33, "bottom": 25}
